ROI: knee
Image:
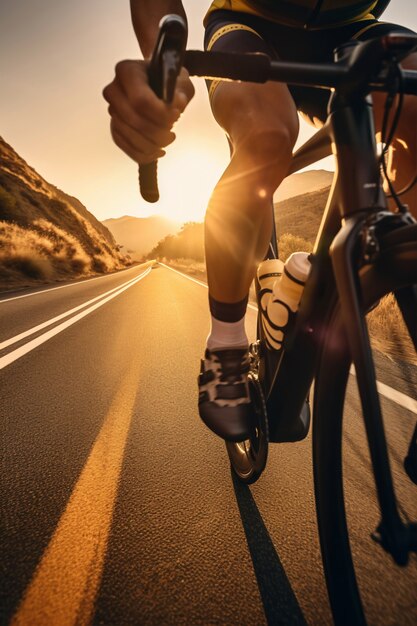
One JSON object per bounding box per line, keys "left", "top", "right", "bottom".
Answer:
{"left": 212, "top": 84, "right": 299, "bottom": 189}
{"left": 399, "top": 96, "right": 417, "bottom": 148}
{"left": 232, "top": 124, "right": 298, "bottom": 191}
{"left": 236, "top": 121, "right": 297, "bottom": 158}
{"left": 397, "top": 53, "right": 417, "bottom": 149}
{"left": 387, "top": 95, "right": 417, "bottom": 175}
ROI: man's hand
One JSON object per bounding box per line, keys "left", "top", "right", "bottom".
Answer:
{"left": 103, "top": 60, "right": 194, "bottom": 164}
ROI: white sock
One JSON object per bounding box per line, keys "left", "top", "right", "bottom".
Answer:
{"left": 206, "top": 315, "right": 249, "bottom": 351}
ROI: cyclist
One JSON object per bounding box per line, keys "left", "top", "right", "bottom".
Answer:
{"left": 103, "top": 1, "right": 417, "bottom": 442}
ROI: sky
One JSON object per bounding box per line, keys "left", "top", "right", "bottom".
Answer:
{"left": 1, "top": 1, "right": 416, "bottom": 223}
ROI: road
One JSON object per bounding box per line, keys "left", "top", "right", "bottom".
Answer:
{"left": 1, "top": 263, "right": 416, "bottom": 626}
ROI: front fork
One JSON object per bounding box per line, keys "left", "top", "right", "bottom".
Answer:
{"left": 330, "top": 214, "right": 417, "bottom": 565}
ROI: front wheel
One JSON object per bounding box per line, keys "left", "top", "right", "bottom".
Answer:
{"left": 313, "top": 229, "right": 417, "bottom": 625}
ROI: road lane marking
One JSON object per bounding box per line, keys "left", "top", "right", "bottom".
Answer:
{"left": 350, "top": 366, "right": 417, "bottom": 415}
{"left": 11, "top": 365, "right": 140, "bottom": 626}
{"left": 161, "top": 264, "right": 416, "bottom": 414}
{"left": 0, "top": 270, "right": 145, "bottom": 351}
{"left": 0, "top": 263, "right": 148, "bottom": 305}
{"left": 377, "top": 380, "right": 417, "bottom": 415}
{"left": 160, "top": 262, "right": 258, "bottom": 311}
{"left": 159, "top": 262, "right": 208, "bottom": 288}
{"left": 0, "top": 267, "right": 151, "bottom": 371}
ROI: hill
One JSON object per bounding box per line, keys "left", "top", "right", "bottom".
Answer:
{"left": 103, "top": 215, "right": 180, "bottom": 260}
{"left": 274, "top": 186, "right": 330, "bottom": 243}
{"left": 273, "top": 169, "right": 333, "bottom": 203}
{"left": 0, "top": 136, "right": 128, "bottom": 290}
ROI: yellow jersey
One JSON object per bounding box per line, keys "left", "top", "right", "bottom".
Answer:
{"left": 204, "top": 0, "right": 390, "bottom": 29}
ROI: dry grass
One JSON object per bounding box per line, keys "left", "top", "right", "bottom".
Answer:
{"left": 278, "top": 233, "right": 313, "bottom": 261}
{"left": 0, "top": 222, "right": 55, "bottom": 283}
{"left": 367, "top": 294, "right": 416, "bottom": 365}
{"left": 0, "top": 136, "right": 130, "bottom": 291}
{"left": 0, "top": 219, "right": 129, "bottom": 290}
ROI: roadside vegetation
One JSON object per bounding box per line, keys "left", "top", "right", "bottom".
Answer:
{"left": 0, "top": 218, "right": 128, "bottom": 288}
{"left": 0, "top": 137, "right": 129, "bottom": 290}
{"left": 147, "top": 222, "right": 204, "bottom": 261}
{"left": 367, "top": 294, "right": 416, "bottom": 365}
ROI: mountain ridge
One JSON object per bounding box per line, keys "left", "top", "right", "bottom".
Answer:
{"left": 103, "top": 214, "right": 181, "bottom": 260}
{"left": 274, "top": 169, "right": 333, "bottom": 202}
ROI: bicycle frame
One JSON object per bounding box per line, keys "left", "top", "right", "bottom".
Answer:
{"left": 263, "top": 69, "right": 417, "bottom": 563}
{"left": 264, "top": 90, "right": 384, "bottom": 436}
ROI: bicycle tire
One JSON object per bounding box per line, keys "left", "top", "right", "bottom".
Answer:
{"left": 313, "top": 225, "right": 417, "bottom": 625}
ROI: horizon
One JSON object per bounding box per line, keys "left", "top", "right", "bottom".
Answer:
{"left": 1, "top": 1, "right": 416, "bottom": 223}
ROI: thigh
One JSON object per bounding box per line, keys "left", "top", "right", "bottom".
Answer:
{"left": 294, "top": 21, "right": 417, "bottom": 125}
{"left": 204, "top": 13, "right": 299, "bottom": 149}
{"left": 251, "top": 15, "right": 416, "bottom": 127}
{"left": 373, "top": 53, "right": 417, "bottom": 138}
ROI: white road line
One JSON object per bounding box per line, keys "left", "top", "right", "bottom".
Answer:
{"left": 0, "top": 267, "right": 151, "bottom": 371}
{"left": 0, "top": 263, "right": 145, "bottom": 305}
{"left": 160, "top": 263, "right": 258, "bottom": 311}
{"left": 377, "top": 380, "right": 417, "bottom": 415}
{"left": 350, "top": 366, "right": 417, "bottom": 415}
{"left": 159, "top": 262, "right": 208, "bottom": 288}
{"left": 0, "top": 271, "right": 145, "bottom": 351}
{"left": 161, "top": 263, "right": 416, "bottom": 414}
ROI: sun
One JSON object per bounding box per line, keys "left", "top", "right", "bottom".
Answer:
{"left": 157, "top": 144, "right": 228, "bottom": 223}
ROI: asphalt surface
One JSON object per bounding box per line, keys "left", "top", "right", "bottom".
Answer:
{"left": 1, "top": 263, "right": 416, "bottom": 626}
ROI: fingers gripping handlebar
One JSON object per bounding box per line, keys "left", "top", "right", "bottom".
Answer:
{"left": 139, "top": 15, "right": 187, "bottom": 203}
{"left": 140, "top": 20, "right": 417, "bottom": 202}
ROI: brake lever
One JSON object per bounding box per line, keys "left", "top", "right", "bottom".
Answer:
{"left": 139, "top": 14, "right": 187, "bottom": 203}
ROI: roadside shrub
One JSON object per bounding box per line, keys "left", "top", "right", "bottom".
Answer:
{"left": 3, "top": 254, "right": 52, "bottom": 279}
{"left": 92, "top": 256, "right": 108, "bottom": 273}
{"left": 278, "top": 233, "right": 313, "bottom": 262}
{"left": 0, "top": 186, "right": 17, "bottom": 214}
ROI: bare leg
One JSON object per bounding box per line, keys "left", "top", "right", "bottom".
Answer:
{"left": 205, "top": 80, "right": 299, "bottom": 304}
{"left": 372, "top": 53, "right": 417, "bottom": 217}
{"left": 198, "top": 79, "right": 299, "bottom": 440}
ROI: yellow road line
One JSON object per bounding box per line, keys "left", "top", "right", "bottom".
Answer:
{"left": 11, "top": 365, "right": 140, "bottom": 626}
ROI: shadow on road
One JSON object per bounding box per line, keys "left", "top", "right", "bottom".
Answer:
{"left": 231, "top": 470, "right": 307, "bottom": 626}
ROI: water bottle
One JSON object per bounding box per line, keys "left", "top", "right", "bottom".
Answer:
{"left": 256, "top": 258, "right": 284, "bottom": 351}
{"left": 256, "top": 258, "right": 284, "bottom": 301}
{"left": 257, "top": 252, "right": 311, "bottom": 351}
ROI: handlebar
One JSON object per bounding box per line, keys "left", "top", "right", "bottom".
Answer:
{"left": 138, "top": 14, "right": 187, "bottom": 203}
{"left": 184, "top": 34, "right": 417, "bottom": 94}
{"left": 140, "top": 20, "right": 417, "bottom": 203}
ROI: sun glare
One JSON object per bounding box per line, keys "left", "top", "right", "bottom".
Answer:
{"left": 157, "top": 146, "right": 227, "bottom": 223}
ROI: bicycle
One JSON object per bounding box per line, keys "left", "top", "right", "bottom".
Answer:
{"left": 140, "top": 15, "right": 417, "bottom": 625}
